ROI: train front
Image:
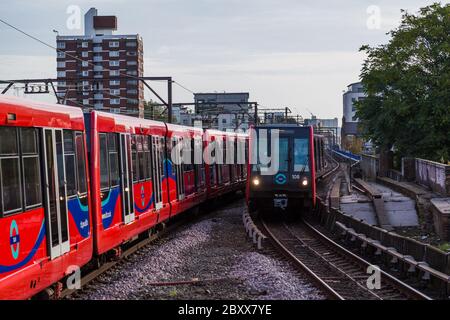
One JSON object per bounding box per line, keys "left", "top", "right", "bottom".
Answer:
{"left": 247, "top": 125, "right": 314, "bottom": 214}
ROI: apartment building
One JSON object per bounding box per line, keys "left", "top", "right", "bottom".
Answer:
{"left": 56, "top": 8, "right": 144, "bottom": 117}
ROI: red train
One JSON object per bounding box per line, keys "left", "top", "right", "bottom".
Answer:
{"left": 0, "top": 96, "right": 247, "bottom": 299}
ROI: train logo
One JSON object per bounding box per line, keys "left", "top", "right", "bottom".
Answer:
{"left": 275, "top": 173, "right": 287, "bottom": 185}
{"left": 9, "top": 220, "right": 20, "bottom": 260}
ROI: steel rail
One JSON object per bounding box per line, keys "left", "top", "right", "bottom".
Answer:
{"left": 260, "top": 217, "right": 432, "bottom": 300}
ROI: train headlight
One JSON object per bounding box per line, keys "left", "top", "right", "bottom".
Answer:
{"left": 301, "top": 178, "right": 308, "bottom": 187}
{"left": 252, "top": 177, "right": 260, "bottom": 186}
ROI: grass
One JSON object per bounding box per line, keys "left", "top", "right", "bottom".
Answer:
{"left": 169, "top": 288, "right": 178, "bottom": 297}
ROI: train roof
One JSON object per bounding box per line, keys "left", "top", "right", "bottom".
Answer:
{"left": 0, "top": 95, "right": 85, "bottom": 130}
{"left": 254, "top": 124, "right": 310, "bottom": 129}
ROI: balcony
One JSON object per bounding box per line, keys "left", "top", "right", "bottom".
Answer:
{"left": 94, "top": 94, "right": 104, "bottom": 100}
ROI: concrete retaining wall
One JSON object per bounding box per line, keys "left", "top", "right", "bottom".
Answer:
{"left": 360, "top": 153, "right": 379, "bottom": 180}
{"left": 415, "top": 158, "right": 450, "bottom": 196}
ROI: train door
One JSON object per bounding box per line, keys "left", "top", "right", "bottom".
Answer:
{"left": 42, "top": 129, "right": 70, "bottom": 260}
{"left": 173, "top": 137, "right": 185, "bottom": 200}
{"left": 120, "top": 134, "right": 134, "bottom": 224}
{"left": 152, "top": 136, "right": 163, "bottom": 210}
{"left": 216, "top": 139, "right": 223, "bottom": 185}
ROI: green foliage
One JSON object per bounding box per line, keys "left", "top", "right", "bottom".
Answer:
{"left": 356, "top": 3, "right": 450, "bottom": 163}
{"left": 144, "top": 100, "right": 169, "bottom": 122}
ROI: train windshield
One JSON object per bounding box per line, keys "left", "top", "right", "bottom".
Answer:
{"left": 294, "top": 138, "right": 309, "bottom": 172}
{"left": 278, "top": 138, "right": 289, "bottom": 172}
{"left": 254, "top": 136, "right": 290, "bottom": 173}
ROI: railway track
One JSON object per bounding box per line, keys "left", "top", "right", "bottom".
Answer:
{"left": 259, "top": 217, "right": 432, "bottom": 300}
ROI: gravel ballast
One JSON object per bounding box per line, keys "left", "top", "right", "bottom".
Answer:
{"left": 69, "top": 196, "right": 325, "bottom": 300}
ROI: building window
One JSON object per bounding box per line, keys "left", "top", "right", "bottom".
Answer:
{"left": 110, "top": 80, "right": 120, "bottom": 86}
{"left": 127, "top": 89, "right": 137, "bottom": 95}
{"left": 83, "top": 99, "right": 90, "bottom": 105}
{"left": 82, "top": 42, "right": 89, "bottom": 48}
{"left": 109, "top": 51, "right": 120, "bottom": 57}
{"left": 127, "top": 61, "right": 137, "bottom": 66}
{"left": 126, "top": 70, "right": 137, "bottom": 76}
{"left": 127, "top": 80, "right": 138, "bottom": 85}
{"left": 82, "top": 71, "right": 89, "bottom": 77}
{"left": 109, "top": 60, "right": 120, "bottom": 67}
{"left": 58, "top": 81, "right": 66, "bottom": 88}
{"left": 127, "top": 99, "right": 138, "bottom": 105}
{"left": 109, "top": 41, "right": 119, "bottom": 48}
{"left": 57, "top": 71, "right": 66, "bottom": 77}
{"left": 82, "top": 61, "right": 89, "bottom": 67}
{"left": 126, "top": 42, "right": 137, "bottom": 47}
{"left": 82, "top": 52, "right": 89, "bottom": 58}
{"left": 57, "top": 51, "right": 65, "bottom": 58}
{"left": 57, "top": 42, "right": 65, "bottom": 49}
{"left": 110, "top": 89, "right": 120, "bottom": 96}
{"left": 126, "top": 51, "right": 137, "bottom": 56}
{"left": 57, "top": 61, "right": 65, "bottom": 68}
{"left": 110, "top": 98, "right": 120, "bottom": 105}
{"left": 109, "top": 70, "right": 120, "bottom": 76}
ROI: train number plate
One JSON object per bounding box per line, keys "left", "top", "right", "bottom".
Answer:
{"left": 273, "top": 198, "right": 288, "bottom": 210}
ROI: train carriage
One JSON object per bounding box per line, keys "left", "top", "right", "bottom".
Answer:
{"left": 247, "top": 125, "right": 322, "bottom": 214}
{"left": 87, "top": 111, "right": 169, "bottom": 255}
{"left": 0, "top": 96, "right": 92, "bottom": 299}
{"left": 0, "top": 96, "right": 249, "bottom": 300}
{"left": 165, "top": 123, "right": 207, "bottom": 217}
{"left": 204, "top": 130, "right": 245, "bottom": 199}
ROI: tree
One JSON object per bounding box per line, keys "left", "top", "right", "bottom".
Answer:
{"left": 356, "top": 3, "right": 450, "bottom": 163}
{"left": 144, "top": 100, "right": 168, "bottom": 121}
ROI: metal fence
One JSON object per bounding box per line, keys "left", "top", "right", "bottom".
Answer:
{"left": 316, "top": 199, "right": 449, "bottom": 274}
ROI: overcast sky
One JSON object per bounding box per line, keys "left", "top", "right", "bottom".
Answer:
{"left": 0, "top": 0, "right": 442, "bottom": 122}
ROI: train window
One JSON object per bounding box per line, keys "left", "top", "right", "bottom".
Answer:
{"left": 0, "top": 127, "right": 18, "bottom": 155}
{"left": 0, "top": 127, "right": 22, "bottom": 215}
{"left": 183, "top": 138, "right": 194, "bottom": 172}
{"left": 294, "top": 138, "right": 310, "bottom": 172}
{"left": 23, "top": 156, "right": 42, "bottom": 208}
{"left": 21, "top": 128, "right": 41, "bottom": 208}
{"left": 137, "top": 136, "right": 146, "bottom": 181}
{"left": 21, "top": 128, "right": 38, "bottom": 154}
{"left": 131, "top": 135, "right": 138, "bottom": 182}
{"left": 63, "top": 131, "right": 77, "bottom": 196}
{"left": 75, "top": 132, "right": 87, "bottom": 194}
{"left": 108, "top": 133, "right": 120, "bottom": 187}
{"left": 1, "top": 158, "right": 22, "bottom": 214}
{"left": 254, "top": 134, "right": 269, "bottom": 172}
{"left": 108, "top": 133, "right": 117, "bottom": 151}
{"left": 278, "top": 138, "right": 289, "bottom": 172}
{"left": 99, "top": 133, "right": 109, "bottom": 189}
{"left": 159, "top": 137, "right": 165, "bottom": 177}
{"left": 143, "top": 136, "right": 151, "bottom": 180}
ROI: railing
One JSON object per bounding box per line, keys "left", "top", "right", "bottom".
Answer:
{"left": 315, "top": 199, "right": 450, "bottom": 294}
